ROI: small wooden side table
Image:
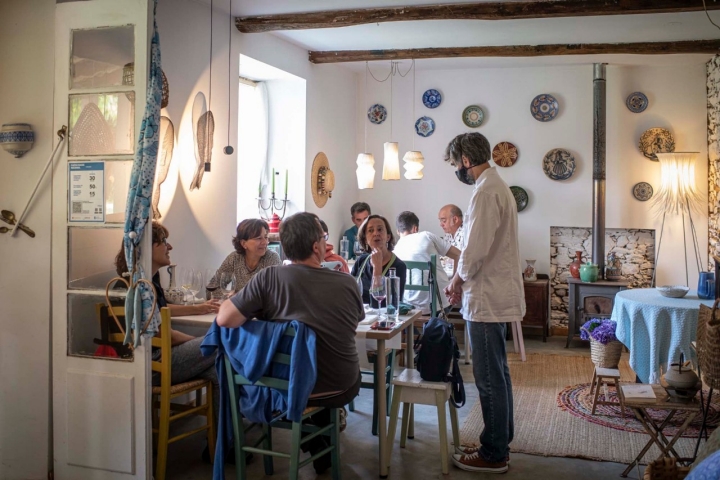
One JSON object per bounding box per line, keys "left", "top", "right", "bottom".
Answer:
{"left": 620, "top": 384, "right": 701, "bottom": 477}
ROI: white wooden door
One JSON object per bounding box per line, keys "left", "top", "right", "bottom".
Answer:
{"left": 52, "top": 1, "right": 153, "bottom": 478}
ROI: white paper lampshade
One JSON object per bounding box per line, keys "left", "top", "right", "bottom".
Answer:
{"left": 403, "top": 150, "right": 424, "bottom": 180}
{"left": 653, "top": 152, "right": 702, "bottom": 215}
{"left": 356, "top": 153, "right": 375, "bottom": 189}
{"left": 382, "top": 142, "right": 400, "bottom": 180}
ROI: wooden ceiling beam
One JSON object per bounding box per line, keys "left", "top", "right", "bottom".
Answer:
{"left": 236, "top": 1, "right": 720, "bottom": 33}
{"left": 308, "top": 39, "right": 720, "bottom": 63}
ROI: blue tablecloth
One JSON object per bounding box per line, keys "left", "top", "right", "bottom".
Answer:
{"left": 613, "top": 288, "right": 713, "bottom": 384}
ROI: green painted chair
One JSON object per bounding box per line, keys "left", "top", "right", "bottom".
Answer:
{"left": 404, "top": 254, "right": 439, "bottom": 318}
{"left": 348, "top": 348, "right": 395, "bottom": 436}
{"left": 224, "top": 324, "right": 341, "bottom": 480}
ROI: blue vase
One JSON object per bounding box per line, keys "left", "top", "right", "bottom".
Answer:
{"left": 697, "top": 271, "right": 715, "bottom": 300}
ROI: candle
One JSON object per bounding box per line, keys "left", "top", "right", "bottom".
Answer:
{"left": 258, "top": 180, "right": 261, "bottom": 197}
{"left": 271, "top": 168, "right": 275, "bottom": 195}
{"left": 285, "top": 169, "right": 289, "bottom": 196}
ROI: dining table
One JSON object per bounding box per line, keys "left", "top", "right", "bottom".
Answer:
{"left": 612, "top": 288, "right": 713, "bottom": 384}
{"left": 173, "top": 309, "right": 422, "bottom": 478}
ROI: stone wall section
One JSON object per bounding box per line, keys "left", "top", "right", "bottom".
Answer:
{"left": 549, "top": 226, "right": 655, "bottom": 327}
{"left": 707, "top": 56, "right": 720, "bottom": 269}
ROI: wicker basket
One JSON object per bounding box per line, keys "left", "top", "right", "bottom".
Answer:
{"left": 642, "top": 457, "right": 689, "bottom": 480}
{"left": 589, "top": 338, "right": 623, "bottom": 368}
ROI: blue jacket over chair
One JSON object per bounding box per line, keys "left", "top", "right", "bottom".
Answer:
{"left": 201, "top": 319, "right": 317, "bottom": 477}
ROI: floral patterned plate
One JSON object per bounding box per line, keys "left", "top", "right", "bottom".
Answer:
{"left": 626, "top": 92, "right": 648, "bottom": 113}
{"left": 543, "top": 148, "right": 575, "bottom": 180}
{"left": 367, "top": 104, "right": 387, "bottom": 124}
{"left": 632, "top": 182, "right": 653, "bottom": 201}
{"left": 422, "top": 89, "right": 442, "bottom": 109}
{"left": 415, "top": 116, "right": 435, "bottom": 137}
{"left": 639, "top": 127, "right": 675, "bottom": 161}
{"left": 510, "top": 186, "right": 529, "bottom": 212}
{"left": 462, "top": 105, "right": 484, "bottom": 128}
{"left": 530, "top": 94, "right": 559, "bottom": 122}
{"left": 492, "top": 142, "right": 519, "bottom": 167}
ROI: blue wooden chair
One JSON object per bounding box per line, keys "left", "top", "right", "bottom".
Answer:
{"left": 223, "top": 323, "right": 341, "bottom": 480}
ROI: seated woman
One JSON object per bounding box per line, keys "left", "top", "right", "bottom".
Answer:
{"left": 351, "top": 214, "right": 407, "bottom": 306}
{"left": 319, "top": 219, "right": 349, "bottom": 273}
{"left": 208, "top": 218, "right": 281, "bottom": 292}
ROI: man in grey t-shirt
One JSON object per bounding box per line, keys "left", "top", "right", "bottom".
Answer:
{"left": 217, "top": 212, "right": 363, "bottom": 474}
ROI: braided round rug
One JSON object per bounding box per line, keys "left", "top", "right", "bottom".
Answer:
{"left": 557, "top": 383, "right": 720, "bottom": 438}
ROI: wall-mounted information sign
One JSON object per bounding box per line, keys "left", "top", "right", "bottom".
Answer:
{"left": 69, "top": 161, "right": 105, "bottom": 222}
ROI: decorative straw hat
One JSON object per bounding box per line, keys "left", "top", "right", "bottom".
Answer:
{"left": 311, "top": 152, "right": 335, "bottom": 208}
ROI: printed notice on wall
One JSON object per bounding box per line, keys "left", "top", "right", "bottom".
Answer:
{"left": 69, "top": 162, "right": 105, "bottom": 222}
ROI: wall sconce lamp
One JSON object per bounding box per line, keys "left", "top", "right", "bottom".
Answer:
{"left": 0, "top": 123, "right": 34, "bottom": 158}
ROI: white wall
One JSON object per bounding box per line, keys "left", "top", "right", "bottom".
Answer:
{"left": 0, "top": 1, "right": 54, "bottom": 478}
{"left": 156, "top": 0, "right": 357, "bottom": 276}
{"left": 356, "top": 62, "right": 708, "bottom": 287}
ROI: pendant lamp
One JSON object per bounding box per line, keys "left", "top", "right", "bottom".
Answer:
{"left": 356, "top": 62, "right": 376, "bottom": 189}
{"left": 382, "top": 62, "right": 400, "bottom": 181}
{"left": 403, "top": 59, "right": 424, "bottom": 179}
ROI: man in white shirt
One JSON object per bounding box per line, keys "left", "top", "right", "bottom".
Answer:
{"left": 438, "top": 204, "right": 465, "bottom": 250}
{"left": 444, "top": 132, "right": 525, "bottom": 474}
{"left": 393, "top": 211, "right": 460, "bottom": 315}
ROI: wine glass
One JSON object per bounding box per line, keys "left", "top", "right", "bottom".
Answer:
{"left": 354, "top": 240, "right": 365, "bottom": 258}
{"left": 180, "top": 268, "right": 193, "bottom": 305}
{"left": 369, "top": 276, "right": 387, "bottom": 318}
{"left": 221, "top": 272, "right": 236, "bottom": 299}
{"left": 186, "top": 269, "right": 203, "bottom": 304}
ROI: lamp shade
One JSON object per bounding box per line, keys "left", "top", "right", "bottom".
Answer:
{"left": 356, "top": 153, "right": 375, "bottom": 189}
{"left": 403, "top": 150, "right": 424, "bottom": 180}
{"left": 653, "top": 152, "right": 702, "bottom": 215}
{"left": 382, "top": 142, "right": 401, "bottom": 180}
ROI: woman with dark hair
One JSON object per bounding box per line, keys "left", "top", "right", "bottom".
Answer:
{"left": 208, "top": 218, "right": 281, "bottom": 293}
{"left": 350, "top": 214, "right": 407, "bottom": 306}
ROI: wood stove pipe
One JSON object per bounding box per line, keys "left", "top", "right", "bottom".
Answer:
{"left": 592, "top": 63, "right": 607, "bottom": 278}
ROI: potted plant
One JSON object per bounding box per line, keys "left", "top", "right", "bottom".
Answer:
{"left": 581, "top": 318, "right": 623, "bottom": 368}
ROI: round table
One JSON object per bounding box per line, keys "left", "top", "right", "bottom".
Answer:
{"left": 613, "top": 288, "right": 713, "bottom": 384}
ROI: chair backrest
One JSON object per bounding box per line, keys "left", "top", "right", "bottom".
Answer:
{"left": 95, "top": 302, "right": 128, "bottom": 344}
{"left": 151, "top": 307, "right": 173, "bottom": 391}
{"left": 224, "top": 323, "right": 297, "bottom": 392}
{"left": 403, "top": 254, "right": 437, "bottom": 317}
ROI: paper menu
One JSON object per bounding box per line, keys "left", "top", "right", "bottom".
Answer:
{"left": 621, "top": 384, "right": 656, "bottom": 402}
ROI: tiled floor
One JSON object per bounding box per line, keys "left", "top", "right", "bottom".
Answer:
{"left": 164, "top": 335, "right": 647, "bottom": 479}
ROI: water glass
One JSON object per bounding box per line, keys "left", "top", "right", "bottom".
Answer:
{"left": 698, "top": 272, "right": 715, "bottom": 300}
{"left": 353, "top": 240, "right": 365, "bottom": 258}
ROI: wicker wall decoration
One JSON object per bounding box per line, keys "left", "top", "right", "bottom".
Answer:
{"left": 122, "top": 62, "right": 169, "bottom": 108}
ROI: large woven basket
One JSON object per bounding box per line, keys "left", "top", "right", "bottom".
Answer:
{"left": 589, "top": 339, "right": 623, "bottom": 368}
{"left": 642, "top": 457, "right": 689, "bottom": 480}
{"left": 698, "top": 300, "right": 720, "bottom": 390}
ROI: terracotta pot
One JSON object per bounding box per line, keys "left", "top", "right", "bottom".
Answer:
{"left": 569, "top": 250, "right": 583, "bottom": 279}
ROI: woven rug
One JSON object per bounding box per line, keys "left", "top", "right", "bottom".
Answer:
{"left": 460, "top": 353, "right": 716, "bottom": 465}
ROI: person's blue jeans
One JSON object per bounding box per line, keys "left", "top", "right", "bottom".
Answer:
{"left": 467, "top": 321, "right": 514, "bottom": 463}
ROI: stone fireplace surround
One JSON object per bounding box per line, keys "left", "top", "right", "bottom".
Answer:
{"left": 550, "top": 226, "right": 655, "bottom": 328}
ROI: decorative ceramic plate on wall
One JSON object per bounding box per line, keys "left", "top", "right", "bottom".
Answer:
{"left": 415, "top": 116, "right": 435, "bottom": 137}
{"left": 639, "top": 127, "right": 675, "bottom": 161}
{"left": 543, "top": 148, "right": 576, "bottom": 180}
{"left": 422, "top": 89, "right": 442, "bottom": 108}
{"left": 626, "top": 92, "right": 648, "bottom": 113}
{"left": 492, "top": 142, "right": 519, "bottom": 167}
{"left": 510, "top": 186, "right": 529, "bottom": 212}
{"left": 530, "top": 94, "right": 559, "bottom": 122}
{"left": 462, "top": 105, "right": 484, "bottom": 128}
{"left": 367, "top": 104, "right": 387, "bottom": 124}
{"left": 632, "top": 182, "right": 653, "bottom": 201}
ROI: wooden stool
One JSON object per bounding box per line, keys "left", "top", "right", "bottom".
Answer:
{"left": 590, "top": 366, "right": 625, "bottom": 417}
{"left": 384, "top": 369, "right": 460, "bottom": 475}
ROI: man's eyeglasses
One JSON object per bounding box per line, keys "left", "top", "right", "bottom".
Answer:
{"left": 319, "top": 233, "right": 329, "bottom": 241}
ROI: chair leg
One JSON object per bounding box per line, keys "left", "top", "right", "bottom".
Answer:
{"left": 262, "top": 423, "right": 274, "bottom": 475}
{"left": 386, "top": 351, "right": 395, "bottom": 416}
{"left": 330, "top": 408, "right": 342, "bottom": 480}
{"left": 436, "top": 391, "right": 449, "bottom": 475}
{"left": 590, "top": 368, "right": 598, "bottom": 398}
{"left": 408, "top": 404, "right": 415, "bottom": 439}
{"left": 591, "top": 377, "right": 603, "bottom": 415}
{"left": 289, "top": 421, "right": 302, "bottom": 480}
{"left": 614, "top": 378, "right": 625, "bottom": 418}
{"left": 449, "top": 403, "right": 460, "bottom": 452}
{"left": 400, "top": 402, "right": 410, "bottom": 448}
{"left": 386, "top": 387, "right": 403, "bottom": 464}
{"left": 155, "top": 394, "right": 171, "bottom": 480}
{"left": 348, "top": 399, "right": 355, "bottom": 412}
{"left": 512, "top": 321, "right": 526, "bottom": 362}
{"left": 372, "top": 383, "right": 379, "bottom": 436}
{"left": 206, "top": 386, "right": 216, "bottom": 461}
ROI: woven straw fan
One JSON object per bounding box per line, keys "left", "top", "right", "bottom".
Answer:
{"left": 190, "top": 92, "right": 206, "bottom": 191}
{"left": 152, "top": 116, "right": 175, "bottom": 219}
{"left": 191, "top": 110, "right": 214, "bottom": 190}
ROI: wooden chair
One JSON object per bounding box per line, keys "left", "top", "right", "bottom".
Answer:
{"left": 152, "top": 307, "right": 215, "bottom": 480}
{"left": 224, "top": 323, "right": 341, "bottom": 480}
{"left": 94, "top": 303, "right": 132, "bottom": 358}
{"left": 590, "top": 366, "right": 625, "bottom": 417}
{"left": 349, "top": 348, "right": 395, "bottom": 436}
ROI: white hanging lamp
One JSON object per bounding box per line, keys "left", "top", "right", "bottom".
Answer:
{"left": 382, "top": 62, "right": 400, "bottom": 181}
{"left": 356, "top": 62, "right": 375, "bottom": 189}
{"left": 403, "top": 59, "right": 424, "bottom": 180}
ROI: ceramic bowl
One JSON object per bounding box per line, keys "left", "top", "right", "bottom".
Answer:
{"left": 0, "top": 123, "right": 34, "bottom": 158}
{"left": 656, "top": 285, "right": 690, "bottom": 298}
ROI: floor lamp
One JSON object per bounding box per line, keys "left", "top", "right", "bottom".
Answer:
{"left": 651, "top": 152, "right": 704, "bottom": 288}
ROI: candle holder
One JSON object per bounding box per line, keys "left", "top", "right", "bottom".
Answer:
{"left": 257, "top": 192, "right": 289, "bottom": 221}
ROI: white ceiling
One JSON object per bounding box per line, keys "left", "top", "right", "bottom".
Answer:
{"left": 226, "top": 1, "right": 720, "bottom": 70}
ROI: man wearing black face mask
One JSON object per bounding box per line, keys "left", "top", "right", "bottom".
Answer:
{"left": 443, "top": 132, "right": 525, "bottom": 474}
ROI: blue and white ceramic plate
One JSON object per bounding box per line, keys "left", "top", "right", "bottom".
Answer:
{"left": 510, "top": 186, "right": 529, "bottom": 212}
{"left": 422, "top": 89, "right": 442, "bottom": 109}
{"left": 415, "top": 116, "right": 435, "bottom": 137}
{"left": 367, "top": 104, "right": 387, "bottom": 124}
{"left": 530, "top": 94, "right": 559, "bottom": 122}
{"left": 462, "top": 105, "right": 484, "bottom": 128}
{"left": 626, "top": 92, "right": 648, "bottom": 113}
{"left": 542, "top": 148, "right": 575, "bottom": 180}
{"left": 632, "top": 182, "right": 653, "bottom": 201}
